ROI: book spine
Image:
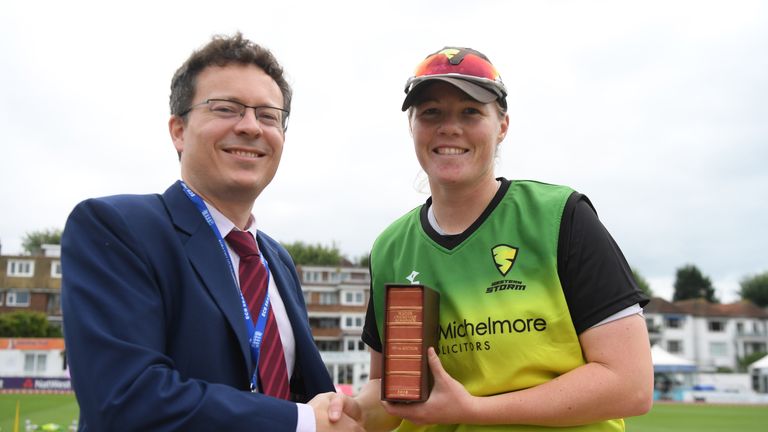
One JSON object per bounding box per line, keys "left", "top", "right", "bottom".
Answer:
{"left": 384, "top": 287, "right": 426, "bottom": 401}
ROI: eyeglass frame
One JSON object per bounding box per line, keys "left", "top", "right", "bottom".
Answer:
{"left": 179, "top": 98, "right": 290, "bottom": 130}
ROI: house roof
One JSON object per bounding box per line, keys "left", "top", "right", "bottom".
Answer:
{"left": 674, "top": 298, "right": 768, "bottom": 318}
{"left": 645, "top": 297, "right": 768, "bottom": 318}
{"left": 644, "top": 297, "right": 687, "bottom": 314}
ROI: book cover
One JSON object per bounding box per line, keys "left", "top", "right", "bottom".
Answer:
{"left": 381, "top": 284, "right": 440, "bottom": 402}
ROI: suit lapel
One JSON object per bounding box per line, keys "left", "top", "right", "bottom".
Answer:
{"left": 257, "top": 238, "right": 304, "bottom": 333}
{"left": 257, "top": 236, "right": 335, "bottom": 398}
{"left": 162, "top": 182, "right": 252, "bottom": 371}
{"left": 256, "top": 235, "right": 313, "bottom": 363}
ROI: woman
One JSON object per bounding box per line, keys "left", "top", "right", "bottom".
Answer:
{"left": 356, "top": 47, "right": 653, "bottom": 431}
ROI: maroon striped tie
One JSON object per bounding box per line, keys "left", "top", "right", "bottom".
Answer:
{"left": 225, "top": 230, "right": 291, "bottom": 400}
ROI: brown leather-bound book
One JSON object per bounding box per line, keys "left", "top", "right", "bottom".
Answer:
{"left": 381, "top": 284, "right": 440, "bottom": 403}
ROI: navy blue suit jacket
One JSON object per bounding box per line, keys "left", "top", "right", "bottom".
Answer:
{"left": 62, "top": 182, "right": 334, "bottom": 431}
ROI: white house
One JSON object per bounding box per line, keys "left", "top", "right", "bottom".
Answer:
{"left": 645, "top": 297, "right": 768, "bottom": 372}
{"left": 299, "top": 265, "right": 371, "bottom": 394}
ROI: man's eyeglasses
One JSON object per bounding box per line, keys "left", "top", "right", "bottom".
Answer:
{"left": 180, "top": 99, "right": 290, "bottom": 130}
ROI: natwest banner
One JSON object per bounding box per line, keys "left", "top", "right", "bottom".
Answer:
{"left": 0, "top": 377, "right": 72, "bottom": 391}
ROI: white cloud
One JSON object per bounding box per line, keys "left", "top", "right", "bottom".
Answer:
{"left": 1, "top": 1, "right": 765, "bottom": 303}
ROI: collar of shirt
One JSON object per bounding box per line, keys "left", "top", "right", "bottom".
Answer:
{"left": 204, "top": 201, "right": 258, "bottom": 239}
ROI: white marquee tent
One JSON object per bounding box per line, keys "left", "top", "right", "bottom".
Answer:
{"left": 749, "top": 354, "right": 768, "bottom": 393}
{"left": 651, "top": 345, "right": 697, "bottom": 373}
{"left": 749, "top": 353, "right": 768, "bottom": 371}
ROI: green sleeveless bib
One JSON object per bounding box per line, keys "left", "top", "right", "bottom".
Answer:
{"left": 371, "top": 180, "right": 624, "bottom": 432}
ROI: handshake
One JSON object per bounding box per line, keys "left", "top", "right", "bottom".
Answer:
{"left": 309, "top": 391, "right": 365, "bottom": 432}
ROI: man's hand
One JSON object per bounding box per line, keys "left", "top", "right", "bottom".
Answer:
{"left": 308, "top": 392, "right": 364, "bottom": 431}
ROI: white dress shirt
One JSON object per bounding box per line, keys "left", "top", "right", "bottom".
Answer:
{"left": 205, "top": 203, "right": 315, "bottom": 432}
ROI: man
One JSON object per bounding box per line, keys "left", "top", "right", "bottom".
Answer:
{"left": 62, "top": 33, "right": 362, "bottom": 431}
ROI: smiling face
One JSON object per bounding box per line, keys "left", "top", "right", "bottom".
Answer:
{"left": 409, "top": 81, "right": 509, "bottom": 190}
{"left": 169, "top": 64, "right": 285, "bottom": 207}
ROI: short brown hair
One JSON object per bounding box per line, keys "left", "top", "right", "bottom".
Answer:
{"left": 169, "top": 32, "right": 292, "bottom": 117}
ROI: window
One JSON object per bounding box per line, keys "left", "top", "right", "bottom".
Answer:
{"left": 336, "top": 365, "right": 354, "bottom": 384}
{"left": 316, "top": 340, "right": 341, "bottom": 351}
{"left": 345, "top": 338, "right": 367, "bottom": 352}
{"left": 24, "top": 353, "right": 47, "bottom": 374}
{"left": 303, "top": 291, "right": 311, "bottom": 304}
{"left": 664, "top": 316, "right": 682, "bottom": 329}
{"left": 667, "top": 340, "right": 683, "bottom": 353}
{"left": 709, "top": 342, "right": 728, "bottom": 357}
{"left": 51, "top": 260, "right": 62, "bottom": 278}
{"left": 342, "top": 290, "right": 365, "bottom": 305}
{"left": 309, "top": 317, "right": 339, "bottom": 329}
{"left": 7, "top": 260, "right": 34, "bottom": 277}
{"left": 303, "top": 271, "right": 321, "bottom": 283}
{"left": 708, "top": 320, "right": 726, "bottom": 332}
{"left": 47, "top": 294, "right": 62, "bottom": 315}
{"left": 6, "top": 290, "right": 31, "bottom": 307}
{"left": 327, "top": 272, "right": 340, "bottom": 284}
{"left": 746, "top": 342, "right": 766, "bottom": 356}
{"left": 343, "top": 315, "right": 364, "bottom": 329}
{"left": 319, "top": 292, "right": 339, "bottom": 305}
{"left": 645, "top": 318, "right": 657, "bottom": 332}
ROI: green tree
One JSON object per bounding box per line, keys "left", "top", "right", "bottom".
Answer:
{"left": 0, "top": 311, "right": 62, "bottom": 337}
{"left": 21, "top": 228, "right": 62, "bottom": 255}
{"left": 673, "top": 264, "right": 718, "bottom": 303}
{"left": 357, "top": 253, "right": 370, "bottom": 269}
{"left": 739, "top": 271, "right": 768, "bottom": 307}
{"left": 631, "top": 268, "right": 653, "bottom": 297}
{"left": 282, "top": 241, "right": 344, "bottom": 266}
{"left": 738, "top": 351, "right": 767, "bottom": 372}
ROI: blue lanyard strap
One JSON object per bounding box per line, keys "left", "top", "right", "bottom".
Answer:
{"left": 180, "top": 181, "right": 272, "bottom": 392}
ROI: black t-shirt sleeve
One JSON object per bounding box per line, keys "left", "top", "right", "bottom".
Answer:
{"left": 558, "top": 193, "right": 649, "bottom": 334}
{"left": 362, "top": 289, "right": 382, "bottom": 352}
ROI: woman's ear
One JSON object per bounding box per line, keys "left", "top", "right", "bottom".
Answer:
{"left": 497, "top": 112, "right": 510, "bottom": 143}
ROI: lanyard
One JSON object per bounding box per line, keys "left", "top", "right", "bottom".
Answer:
{"left": 180, "top": 181, "right": 271, "bottom": 392}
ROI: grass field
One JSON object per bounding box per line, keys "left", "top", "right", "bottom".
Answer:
{"left": 1, "top": 395, "right": 767, "bottom": 431}
{"left": 626, "top": 403, "right": 768, "bottom": 432}
{"left": 0, "top": 394, "right": 79, "bottom": 431}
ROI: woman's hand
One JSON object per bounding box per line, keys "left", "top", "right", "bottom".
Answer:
{"left": 382, "top": 347, "right": 478, "bottom": 425}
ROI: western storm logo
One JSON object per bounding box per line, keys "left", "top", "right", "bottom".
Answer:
{"left": 491, "top": 245, "right": 519, "bottom": 276}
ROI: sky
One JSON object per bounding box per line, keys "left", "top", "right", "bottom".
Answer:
{"left": 1, "top": 0, "right": 766, "bottom": 303}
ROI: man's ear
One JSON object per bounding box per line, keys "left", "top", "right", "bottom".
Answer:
{"left": 169, "top": 115, "right": 185, "bottom": 157}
